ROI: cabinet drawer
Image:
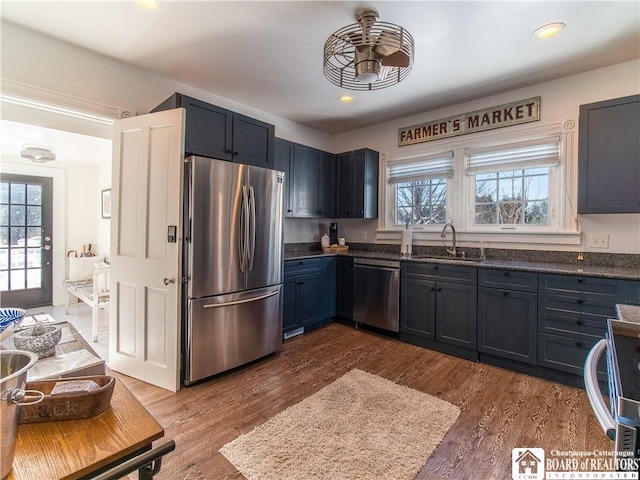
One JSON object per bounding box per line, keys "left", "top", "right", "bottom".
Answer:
{"left": 284, "top": 258, "right": 322, "bottom": 277}
{"left": 538, "top": 274, "right": 628, "bottom": 301}
{"left": 629, "top": 281, "right": 640, "bottom": 305}
{"left": 402, "top": 263, "right": 477, "bottom": 285}
{"left": 537, "top": 333, "right": 606, "bottom": 377}
{"left": 479, "top": 269, "right": 537, "bottom": 292}
{"left": 538, "top": 294, "right": 617, "bottom": 320}
{"left": 538, "top": 313, "right": 607, "bottom": 341}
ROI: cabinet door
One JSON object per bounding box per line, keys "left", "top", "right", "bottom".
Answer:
{"left": 320, "top": 257, "right": 337, "bottom": 318}
{"left": 292, "top": 144, "right": 321, "bottom": 217}
{"left": 437, "top": 282, "right": 477, "bottom": 350}
{"left": 400, "top": 276, "right": 436, "bottom": 339}
{"left": 478, "top": 287, "right": 537, "bottom": 364}
{"left": 182, "top": 96, "right": 233, "bottom": 161}
{"left": 232, "top": 113, "right": 275, "bottom": 169}
{"left": 275, "top": 138, "right": 294, "bottom": 216}
{"left": 336, "top": 152, "right": 354, "bottom": 217}
{"left": 319, "top": 152, "right": 336, "bottom": 218}
{"left": 352, "top": 150, "right": 366, "bottom": 218}
{"left": 336, "top": 256, "right": 353, "bottom": 319}
{"left": 296, "top": 272, "right": 322, "bottom": 325}
{"left": 578, "top": 95, "right": 640, "bottom": 213}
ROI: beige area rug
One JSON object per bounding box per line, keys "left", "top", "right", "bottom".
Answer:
{"left": 219, "top": 369, "right": 460, "bottom": 480}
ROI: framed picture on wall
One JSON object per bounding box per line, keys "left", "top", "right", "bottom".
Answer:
{"left": 101, "top": 188, "right": 111, "bottom": 219}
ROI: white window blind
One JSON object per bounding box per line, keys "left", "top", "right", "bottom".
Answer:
{"left": 465, "top": 136, "right": 560, "bottom": 175}
{"left": 388, "top": 151, "right": 454, "bottom": 184}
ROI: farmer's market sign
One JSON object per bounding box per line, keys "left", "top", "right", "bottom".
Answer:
{"left": 398, "top": 97, "right": 540, "bottom": 147}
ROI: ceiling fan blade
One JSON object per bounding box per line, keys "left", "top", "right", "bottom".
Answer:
{"left": 373, "top": 30, "right": 411, "bottom": 67}
{"left": 378, "top": 49, "right": 411, "bottom": 68}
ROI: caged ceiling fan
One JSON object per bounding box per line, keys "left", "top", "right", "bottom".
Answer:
{"left": 323, "top": 8, "right": 415, "bottom": 91}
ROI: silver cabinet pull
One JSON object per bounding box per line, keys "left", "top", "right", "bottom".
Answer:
{"left": 163, "top": 278, "right": 175, "bottom": 286}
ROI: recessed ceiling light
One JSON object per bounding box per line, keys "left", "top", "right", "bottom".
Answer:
{"left": 338, "top": 94, "right": 355, "bottom": 104}
{"left": 138, "top": 0, "right": 158, "bottom": 9}
{"left": 534, "top": 22, "right": 566, "bottom": 39}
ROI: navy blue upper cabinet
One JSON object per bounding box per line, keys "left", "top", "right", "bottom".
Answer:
{"left": 578, "top": 94, "right": 640, "bottom": 213}
{"left": 277, "top": 141, "right": 335, "bottom": 218}
{"left": 336, "top": 148, "right": 379, "bottom": 218}
{"left": 152, "top": 93, "right": 275, "bottom": 169}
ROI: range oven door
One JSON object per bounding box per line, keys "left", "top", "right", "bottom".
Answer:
{"left": 585, "top": 338, "right": 639, "bottom": 458}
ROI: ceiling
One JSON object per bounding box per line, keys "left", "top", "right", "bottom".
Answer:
{"left": 1, "top": 1, "right": 639, "bottom": 138}
{"left": 0, "top": 119, "right": 112, "bottom": 165}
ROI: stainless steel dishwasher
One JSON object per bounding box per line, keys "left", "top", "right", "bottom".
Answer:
{"left": 353, "top": 258, "right": 400, "bottom": 332}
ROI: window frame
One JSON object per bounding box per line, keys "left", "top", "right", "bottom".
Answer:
{"left": 382, "top": 148, "right": 454, "bottom": 231}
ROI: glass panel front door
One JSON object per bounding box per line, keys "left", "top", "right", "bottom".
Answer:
{"left": 0, "top": 173, "right": 53, "bottom": 307}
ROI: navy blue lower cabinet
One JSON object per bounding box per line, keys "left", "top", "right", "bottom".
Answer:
{"left": 478, "top": 287, "right": 538, "bottom": 365}
{"left": 400, "top": 263, "right": 478, "bottom": 360}
{"left": 336, "top": 256, "right": 354, "bottom": 320}
{"left": 437, "top": 282, "right": 477, "bottom": 350}
{"left": 320, "top": 257, "right": 337, "bottom": 319}
{"left": 283, "top": 257, "right": 337, "bottom": 338}
{"left": 400, "top": 276, "right": 436, "bottom": 340}
{"left": 629, "top": 281, "right": 640, "bottom": 305}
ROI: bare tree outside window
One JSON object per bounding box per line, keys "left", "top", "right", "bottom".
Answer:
{"left": 474, "top": 167, "right": 549, "bottom": 225}
{"left": 395, "top": 178, "right": 447, "bottom": 225}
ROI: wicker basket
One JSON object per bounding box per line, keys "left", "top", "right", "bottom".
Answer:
{"left": 321, "top": 245, "right": 349, "bottom": 254}
{"left": 19, "top": 375, "right": 115, "bottom": 424}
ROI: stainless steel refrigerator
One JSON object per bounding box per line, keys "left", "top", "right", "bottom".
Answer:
{"left": 184, "top": 156, "right": 284, "bottom": 384}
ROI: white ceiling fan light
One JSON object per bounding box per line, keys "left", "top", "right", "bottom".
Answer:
{"left": 323, "top": 8, "right": 415, "bottom": 91}
{"left": 20, "top": 147, "right": 56, "bottom": 163}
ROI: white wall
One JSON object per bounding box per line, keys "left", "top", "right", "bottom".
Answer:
{"left": 331, "top": 60, "right": 640, "bottom": 254}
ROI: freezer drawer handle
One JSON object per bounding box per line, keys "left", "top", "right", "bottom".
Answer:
{"left": 202, "top": 290, "right": 279, "bottom": 309}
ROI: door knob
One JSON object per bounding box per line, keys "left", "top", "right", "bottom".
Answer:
{"left": 163, "top": 278, "right": 175, "bottom": 286}
{"left": 42, "top": 245, "right": 51, "bottom": 251}
{"left": 44, "top": 236, "right": 51, "bottom": 241}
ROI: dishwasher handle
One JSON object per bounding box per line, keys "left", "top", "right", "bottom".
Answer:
{"left": 354, "top": 264, "right": 399, "bottom": 274}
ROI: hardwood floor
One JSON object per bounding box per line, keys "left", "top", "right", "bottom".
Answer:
{"left": 118, "top": 323, "right": 611, "bottom": 480}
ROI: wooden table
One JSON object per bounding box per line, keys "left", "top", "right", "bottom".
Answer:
{"left": 7, "top": 323, "right": 165, "bottom": 480}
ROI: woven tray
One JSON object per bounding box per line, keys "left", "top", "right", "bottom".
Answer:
{"left": 19, "top": 375, "right": 115, "bottom": 424}
{"left": 321, "top": 245, "right": 349, "bottom": 254}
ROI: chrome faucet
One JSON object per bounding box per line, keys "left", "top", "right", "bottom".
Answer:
{"left": 440, "top": 223, "right": 457, "bottom": 257}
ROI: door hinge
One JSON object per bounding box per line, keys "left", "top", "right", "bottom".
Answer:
{"left": 179, "top": 277, "right": 188, "bottom": 284}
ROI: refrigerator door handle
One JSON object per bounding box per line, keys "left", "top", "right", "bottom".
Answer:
{"left": 248, "top": 186, "right": 256, "bottom": 271}
{"left": 202, "top": 289, "right": 279, "bottom": 309}
{"left": 239, "top": 186, "right": 249, "bottom": 272}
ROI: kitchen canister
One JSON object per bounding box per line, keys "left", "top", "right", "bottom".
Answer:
{"left": 0, "top": 350, "right": 44, "bottom": 479}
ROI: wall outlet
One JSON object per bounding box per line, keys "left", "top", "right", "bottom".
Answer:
{"left": 589, "top": 233, "right": 609, "bottom": 249}
{"left": 360, "top": 230, "right": 367, "bottom": 241}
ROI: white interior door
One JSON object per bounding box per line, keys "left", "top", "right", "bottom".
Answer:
{"left": 109, "top": 108, "right": 184, "bottom": 392}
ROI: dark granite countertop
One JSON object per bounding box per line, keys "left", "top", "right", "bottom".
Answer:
{"left": 617, "top": 304, "right": 640, "bottom": 323}
{"left": 284, "top": 250, "right": 640, "bottom": 280}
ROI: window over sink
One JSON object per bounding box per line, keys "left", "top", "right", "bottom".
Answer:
{"left": 380, "top": 123, "right": 578, "bottom": 246}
